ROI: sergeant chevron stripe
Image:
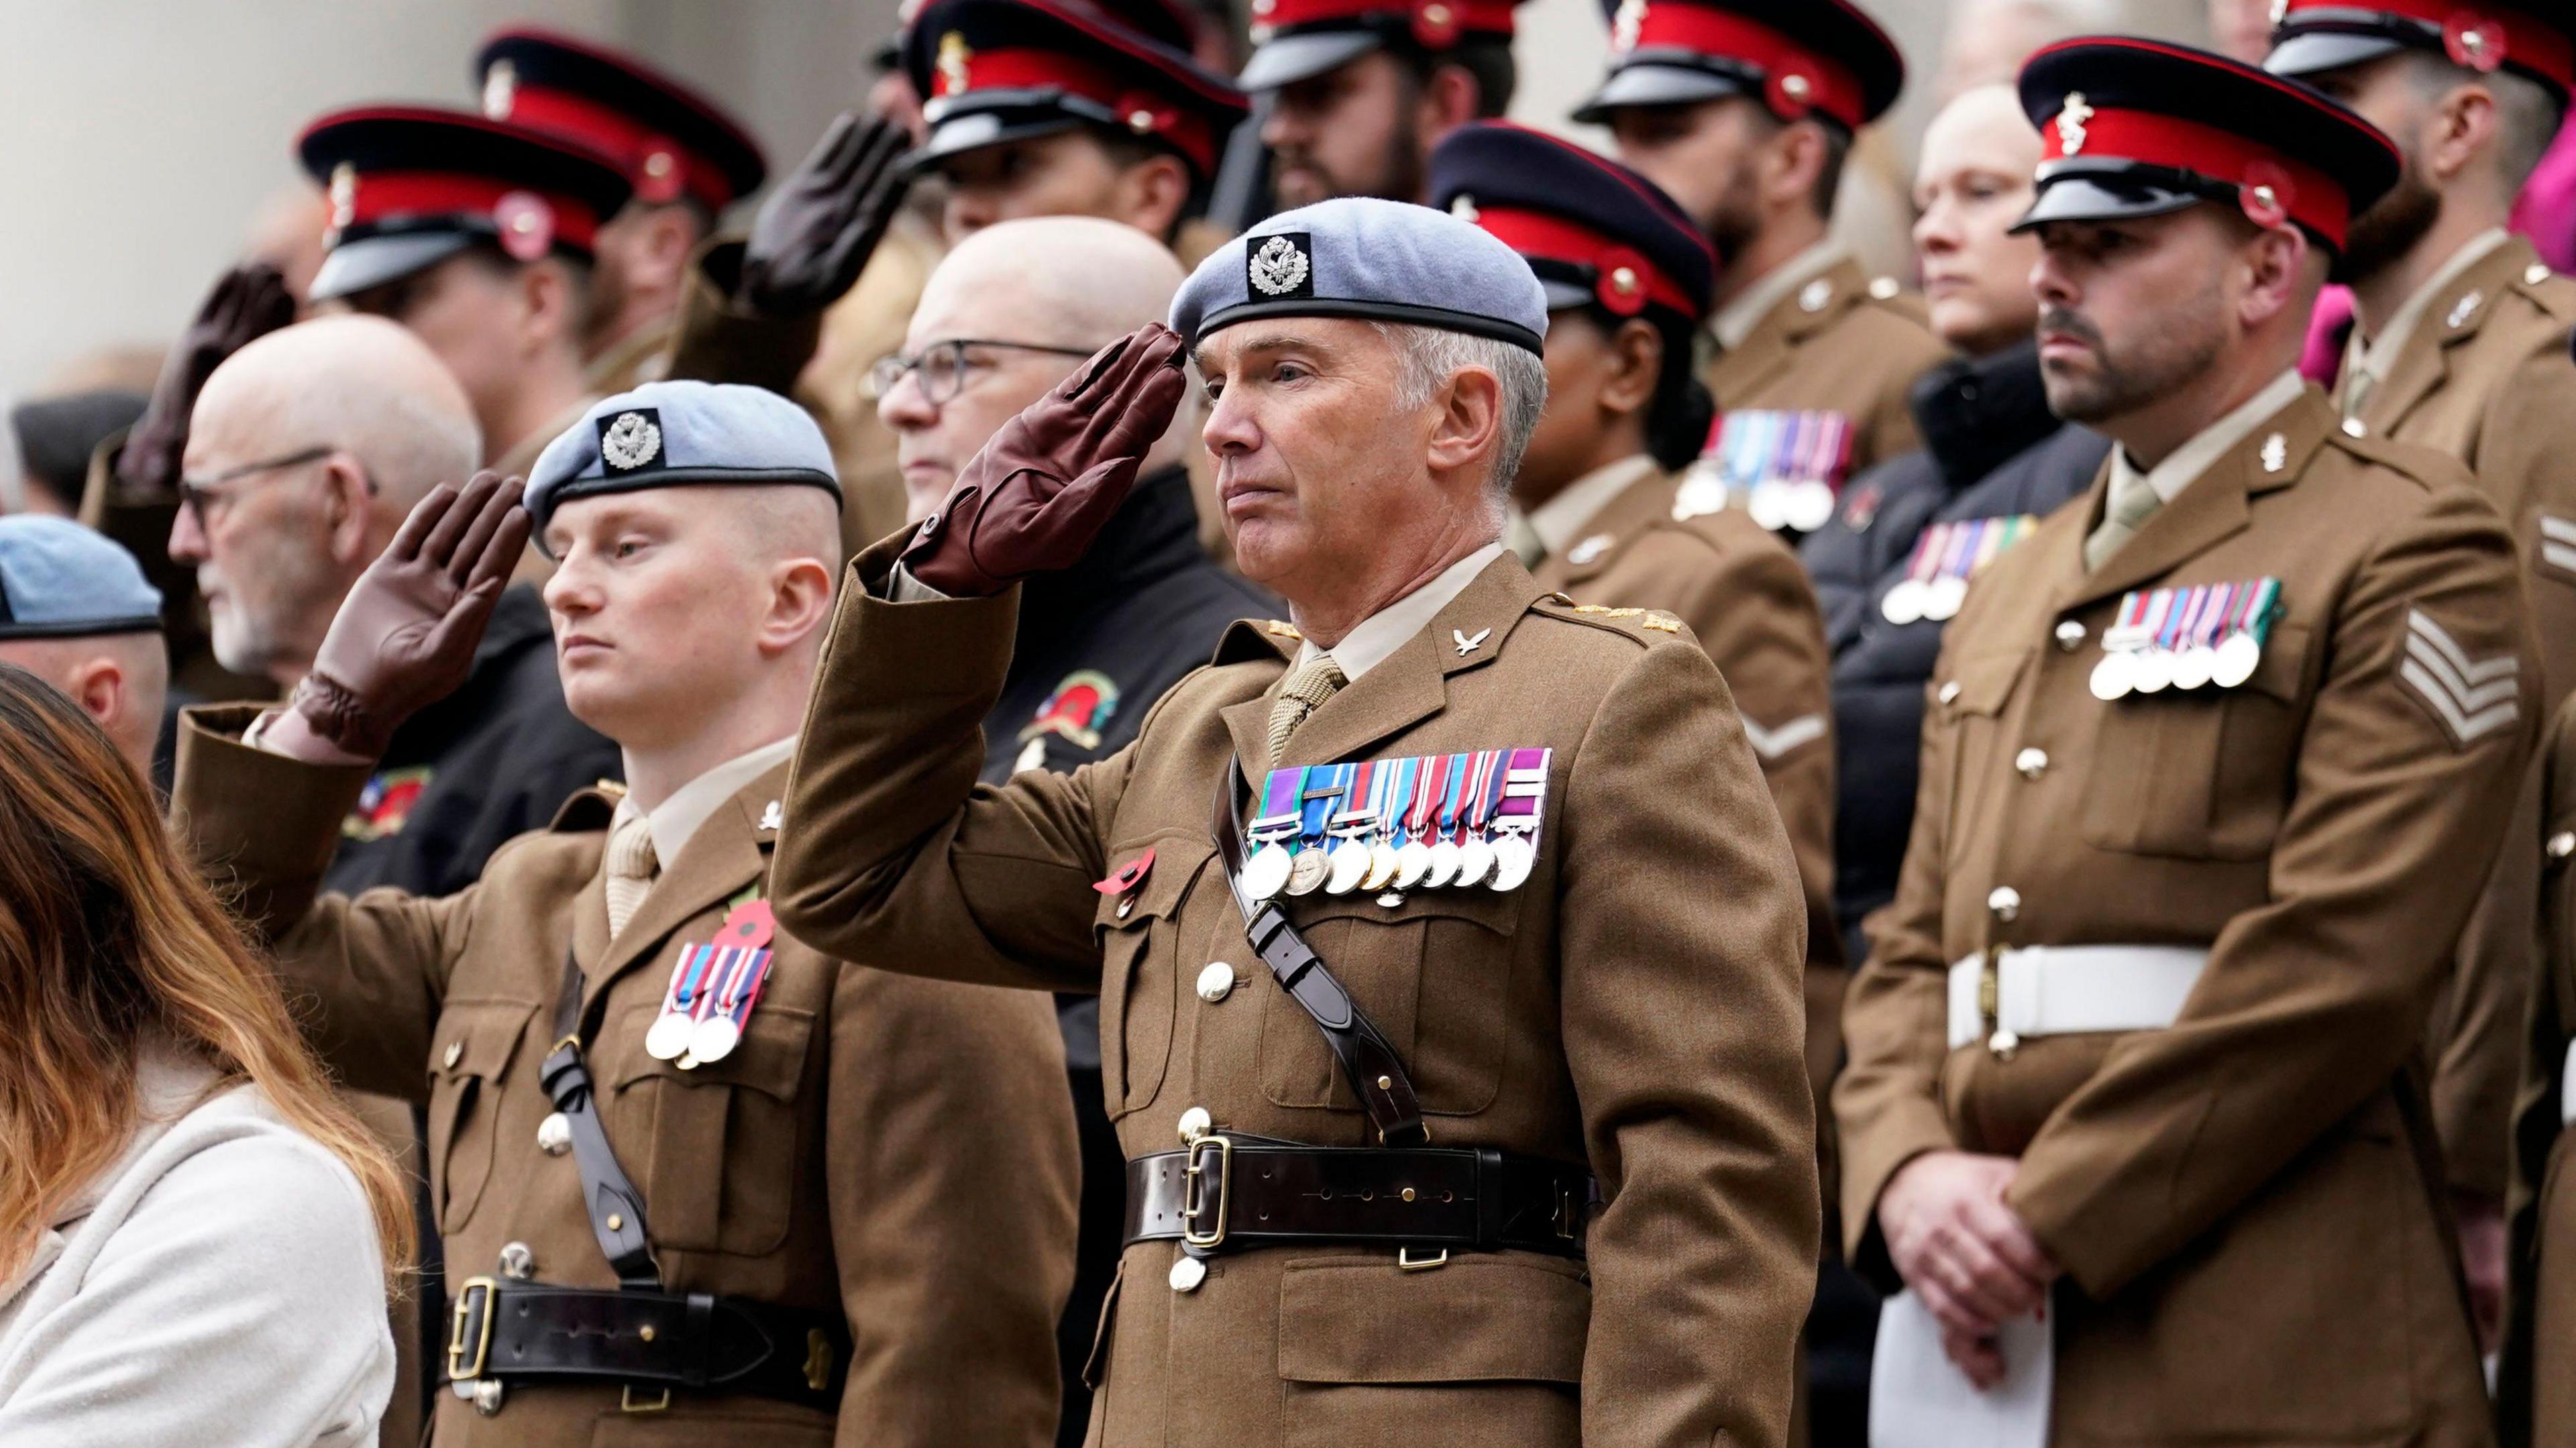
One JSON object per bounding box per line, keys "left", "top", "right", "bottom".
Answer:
{"left": 2397, "top": 609, "right": 2519, "bottom": 747}
{"left": 2541, "top": 514, "right": 2576, "bottom": 577}
{"left": 1741, "top": 712, "right": 1827, "bottom": 762}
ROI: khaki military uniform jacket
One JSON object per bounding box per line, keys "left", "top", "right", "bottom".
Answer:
{"left": 170, "top": 708, "right": 1079, "bottom": 1448}
{"left": 771, "top": 541, "right": 1820, "bottom": 1448}
{"left": 1526, "top": 463, "right": 1841, "bottom": 1097}
{"left": 1834, "top": 386, "right": 2532, "bottom": 1445}
{"left": 2343, "top": 233, "right": 2576, "bottom": 1197}
{"left": 1702, "top": 256, "right": 1951, "bottom": 485}
{"left": 2503, "top": 694, "right": 2576, "bottom": 1448}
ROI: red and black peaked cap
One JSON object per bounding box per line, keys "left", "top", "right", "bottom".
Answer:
{"left": 2012, "top": 38, "right": 2402, "bottom": 254}
{"left": 2267, "top": 1, "right": 2575, "bottom": 103}
{"left": 903, "top": 0, "right": 1248, "bottom": 180}
{"left": 299, "top": 105, "right": 635, "bottom": 304}
{"left": 1572, "top": 0, "right": 1904, "bottom": 131}
{"left": 1428, "top": 121, "right": 1716, "bottom": 324}
{"left": 475, "top": 27, "right": 769, "bottom": 213}
{"left": 1237, "top": 0, "right": 1525, "bottom": 94}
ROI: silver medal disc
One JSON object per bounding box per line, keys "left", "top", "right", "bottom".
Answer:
{"left": 1286, "top": 848, "right": 1333, "bottom": 895}
{"left": 1786, "top": 479, "right": 1838, "bottom": 534}
{"left": 2212, "top": 631, "right": 2262, "bottom": 689}
{"left": 1455, "top": 837, "right": 1496, "bottom": 889}
{"left": 1242, "top": 842, "right": 1294, "bottom": 901}
{"left": 1425, "top": 840, "right": 1462, "bottom": 888}
{"left": 688, "top": 1013, "right": 743, "bottom": 1064}
{"left": 1923, "top": 576, "right": 1970, "bottom": 622}
{"left": 1747, "top": 480, "right": 1790, "bottom": 532}
{"left": 645, "top": 1009, "right": 698, "bottom": 1061}
{"left": 1487, "top": 835, "right": 1536, "bottom": 891}
{"left": 2130, "top": 647, "right": 2175, "bottom": 694}
{"left": 1394, "top": 842, "right": 1432, "bottom": 889}
{"left": 2088, "top": 650, "right": 2137, "bottom": 702}
{"left": 1325, "top": 840, "right": 1373, "bottom": 895}
{"left": 1880, "top": 580, "right": 1927, "bottom": 626}
{"left": 1362, "top": 842, "right": 1401, "bottom": 891}
{"left": 2170, "top": 644, "right": 2217, "bottom": 691}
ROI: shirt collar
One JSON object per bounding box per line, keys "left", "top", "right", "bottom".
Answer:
{"left": 2347, "top": 227, "right": 2513, "bottom": 394}
{"left": 1712, "top": 239, "right": 1849, "bottom": 351}
{"left": 1526, "top": 454, "right": 1658, "bottom": 557}
{"left": 612, "top": 734, "right": 798, "bottom": 868}
{"left": 2109, "top": 368, "right": 2308, "bottom": 508}
{"left": 1295, "top": 543, "right": 1505, "bottom": 683}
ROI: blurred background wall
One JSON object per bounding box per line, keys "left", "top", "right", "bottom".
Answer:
{"left": 0, "top": 0, "right": 2216, "bottom": 415}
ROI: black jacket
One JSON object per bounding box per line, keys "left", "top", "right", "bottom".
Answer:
{"left": 1801, "top": 343, "right": 2109, "bottom": 964}
{"left": 322, "top": 583, "right": 623, "bottom": 900}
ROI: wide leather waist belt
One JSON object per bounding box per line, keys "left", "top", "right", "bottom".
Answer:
{"left": 445, "top": 1278, "right": 848, "bottom": 1411}
{"left": 1947, "top": 944, "right": 2209, "bottom": 1051}
{"left": 1124, "top": 1137, "right": 1594, "bottom": 1259}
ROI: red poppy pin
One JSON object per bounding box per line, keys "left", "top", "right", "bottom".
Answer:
{"left": 718, "top": 897, "right": 775, "bottom": 952}
{"left": 1094, "top": 846, "right": 1155, "bottom": 896}
{"left": 2445, "top": 11, "right": 2505, "bottom": 72}
{"left": 2239, "top": 162, "right": 2294, "bottom": 229}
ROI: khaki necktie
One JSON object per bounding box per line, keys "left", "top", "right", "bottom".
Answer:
{"left": 1266, "top": 653, "right": 1346, "bottom": 767}
{"left": 602, "top": 812, "right": 659, "bottom": 939}
{"left": 2083, "top": 466, "right": 2165, "bottom": 573}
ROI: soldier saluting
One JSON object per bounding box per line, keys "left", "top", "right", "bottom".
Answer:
{"left": 1835, "top": 38, "right": 2534, "bottom": 1443}
{"left": 770, "top": 199, "right": 1820, "bottom": 1447}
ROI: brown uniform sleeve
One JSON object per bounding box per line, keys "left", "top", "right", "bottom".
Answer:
{"left": 2497, "top": 696, "right": 2576, "bottom": 1448}
{"left": 2008, "top": 486, "right": 2538, "bottom": 1298}
{"left": 771, "top": 541, "right": 1122, "bottom": 991}
{"left": 1557, "top": 634, "right": 1820, "bottom": 1448}
{"left": 170, "top": 704, "right": 476, "bottom": 1102}
{"left": 825, "top": 963, "right": 1078, "bottom": 1447}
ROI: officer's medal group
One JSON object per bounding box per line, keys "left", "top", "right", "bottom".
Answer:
{"left": 2089, "top": 577, "right": 2285, "bottom": 700}
{"left": 644, "top": 897, "right": 782, "bottom": 1067}
{"left": 1240, "top": 748, "right": 1553, "bottom": 904}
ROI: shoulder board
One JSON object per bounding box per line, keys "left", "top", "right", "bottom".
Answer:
{"left": 2320, "top": 420, "right": 2465, "bottom": 494}
{"left": 1530, "top": 594, "right": 1686, "bottom": 640}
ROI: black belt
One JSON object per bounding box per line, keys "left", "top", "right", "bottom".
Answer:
{"left": 446, "top": 1278, "right": 849, "bottom": 1412}
{"left": 1124, "top": 1137, "right": 1594, "bottom": 1262}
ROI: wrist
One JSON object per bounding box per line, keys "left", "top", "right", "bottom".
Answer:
{"left": 284, "top": 671, "right": 394, "bottom": 763}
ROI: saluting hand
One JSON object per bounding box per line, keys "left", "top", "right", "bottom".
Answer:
{"left": 275, "top": 472, "right": 531, "bottom": 764}
{"left": 736, "top": 113, "right": 916, "bottom": 319}
{"left": 1878, "top": 1150, "right": 2059, "bottom": 1388}
{"left": 117, "top": 264, "right": 297, "bottom": 501}
{"left": 900, "top": 323, "right": 1189, "bottom": 596}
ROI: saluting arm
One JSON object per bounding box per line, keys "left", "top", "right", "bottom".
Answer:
{"left": 1558, "top": 638, "right": 1819, "bottom": 1448}
{"left": 2008, "top": 489, "right": 2539, "bottom": 1298}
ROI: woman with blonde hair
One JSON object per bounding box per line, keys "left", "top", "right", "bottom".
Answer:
{"left": 0, "top": 663, "right": 407, "bottom": 1445}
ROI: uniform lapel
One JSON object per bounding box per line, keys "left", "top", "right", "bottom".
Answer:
{"left": 2362, "top": 236, "right": 2533, "bottom": 436}
{"left": 1282, "top": 553, "right": 1544, "bottom": 768}
{"left": 1213, "top": 618, "right": 1302, "bottom": 772}
{"left": 1549, "top": 465, "right": 1680, "bottom": 590}
{"left": 2061, "top": 390, "right": 2326, "bottom": 612}
{"left": 1705, "top": 257, "right": 1867, "bottom": 402}
{"left": 579, "top": 765, "right": 781, "bottom": 1015}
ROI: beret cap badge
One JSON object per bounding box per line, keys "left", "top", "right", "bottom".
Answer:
{"left": 1248, "top": 233, "right": 1313, "bottom": 297}
{"left": 600, "top": 408, "right": 664, "bottom": 473}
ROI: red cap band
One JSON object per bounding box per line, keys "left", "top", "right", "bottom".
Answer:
{"left": 331, "top": 170, "right": 603, "bottom": 252}
{"left": 498, "top": 85, "right": 739, "bottom": 210}
{"left": 1249, "top": 0, "right": 1515, "bottom": 45}
{"left": 1619, "top": 5, "right": 1866, "bottom": 127}
{"left": 2043, "top": 104, "right": 2351, "bottom": 246}
{"left": 1474, "top": 205, "right": 1699, "bottom": 317}
{"left": 932, "top": 45, "right": 1219, "bottom": 170}
{"left": 2277, "top": 0, "right": 2574, "bottom": 89}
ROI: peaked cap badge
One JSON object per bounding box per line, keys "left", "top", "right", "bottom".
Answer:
{"left": 2057, "top": 92, "right": 2094, "bottom": 156}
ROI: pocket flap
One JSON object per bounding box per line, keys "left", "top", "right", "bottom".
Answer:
{"left": 2241, "top": 622, "right": 2308, "bottom": 702}
{"left": 1288, "top": 882, "right": 1523, "bottom": 939}
{"left": 1095, "top": 833, "right": 1217, "bottom": 934}
{"left": 609, "top": 1000, "right": 816, "bottom": 1102}
{"left": 1276, "top": 1253, "right": 1589, "bottom": 1384}
{"left": 1937, "top": 649, "right": 2026, "bottom": 720}
{"left": 431, "top": 998, "right": 539, "bottom": 1082}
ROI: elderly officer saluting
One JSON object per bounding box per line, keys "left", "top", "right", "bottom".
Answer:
{"left": 770, "top": 200, "right": 1819, "bottom": 1447}
{"left": 1835, "top": 39, "right": 2534, "bottom": 1443}
{"left": 169, "top": 388, "right": 1077, "bottom": 1446}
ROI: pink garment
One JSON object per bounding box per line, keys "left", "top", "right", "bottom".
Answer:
{"left": 2302, "top": 284, "right": 2355, "bottom": 387}
{"left": 2512, "top": 120, "right": 2576, "bottom": 272}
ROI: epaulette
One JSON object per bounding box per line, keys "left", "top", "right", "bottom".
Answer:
{"left": 2320, "top": 415, "right": 2467, "bottom": 496}
{"left": 1531, "top": 593, "right": 1686, "bottom": 641}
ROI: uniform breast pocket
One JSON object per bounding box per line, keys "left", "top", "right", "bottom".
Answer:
{"left": 608, "top": 1001, "right": 816, "bottom": 1258}
{"left": 1095, "top": 834, "right": 1215, "bottom": 1119}
{"left": 1934, "top": 649, "right": 2029, "bottom": 829}
{"left": 1259, "top": 887, "right": 1523, "bottom": 1117}
{"left": 2080, "top": 625, "right": 2310, "bottom": 860}
{"left": 426, "top": 998, "right": 539, "bottom": 1234}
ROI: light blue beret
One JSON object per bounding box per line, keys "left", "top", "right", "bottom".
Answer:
{"left": 1170, "top": 196, "right": 1550, "bottom": 354}
{"left": 525, "top": 380, "right": 839, "bottom": 544}
{"left": 0, "top": 516, "right": 162, "bottom": 640}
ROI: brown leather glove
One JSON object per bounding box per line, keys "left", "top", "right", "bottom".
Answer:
{"left": 117, "top": 264, "right": 297, "bottom": 502}
{"left": 289, "top": 471, "right": 531, "bottom": 760}
{"left": 735, "top": 113, "right": 915, "bottom": 319}
{"left": 901, "top": 324, "right": 1189, "bottom": 596}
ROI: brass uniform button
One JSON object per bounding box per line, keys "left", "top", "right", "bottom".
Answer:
{"left": 1938, "top": 680, "right": 1962, "bottom": 705}
{"left": 1988, "top": 885, "right": 2022, "bottom": 922}
{"left": 1169, "top": 1255, "right": 1208, "bottom": 1292}
{"left": 1177, "top": 1106, "right": 1212, "bottom": 1143}
{"left": 2550, "top": 830, "right": 2575, "bottom": 860}
{"left": 1196, "top": 962, "right": 1235, "bottom": 1002}
{"left": 443, "top": 1041, "right": 464, "bottom": 1069}
{"left": 2055, "top": 620, "right": 2086, "bottom": 651}
{"left": 498, "top": 1241, "right": 536, "bottom": 1280}
{"left": 2015, "top": 748, "right": 2049, "bottom": 779}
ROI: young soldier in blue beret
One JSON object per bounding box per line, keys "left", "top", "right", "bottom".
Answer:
{"left": 168, "top": 385, "right": 1078, "bottom": 1447}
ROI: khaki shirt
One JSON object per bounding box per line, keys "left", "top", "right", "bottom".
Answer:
{"left": 1835, "top": 386, "right": 2531, "bottom": 1442}
{"left": 1701, "top": 254, "right": 1953, "bottom": 494}
{"left": 771, "top": 542, "right": 1821, "bottom": 1448}
{"left": 170, "top": 709, "right": 1079, "bottom": 1448}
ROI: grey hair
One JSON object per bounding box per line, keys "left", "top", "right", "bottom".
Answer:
{"left": 1367, "top": 321, "right": 1549, "bottom": 495}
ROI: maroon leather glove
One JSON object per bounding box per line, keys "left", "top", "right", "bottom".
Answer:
{"left": 288, "top": 471, "right": 531, "bottom": 760}
{"left": 901, "top": 324, "right": 1189, "bottom": 596}
{"left": 735, "top": 113, "right": 915, "bottom": 319}
{"left": 117, "top": 264, "right": 297, "bottom": 501}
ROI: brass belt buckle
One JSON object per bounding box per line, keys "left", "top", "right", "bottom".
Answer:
{"left": 1981, "top": 945, "right": 2018, "bottom": 1059}
{"left": 446, "top": 1276, "right": 497, "bottom": 1382}
{"left": 1182, "top": 1135, "right": 1233, "bottom": 1249}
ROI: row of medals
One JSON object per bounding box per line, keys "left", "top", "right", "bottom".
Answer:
{"left": 1242, "top": 823, "right": 1536, "bottom": 903}
{"left": 642, "top": 954, "right": 763, "bottom": 1066}
{"left": 2090, "top": 630, "right": 2265, "bottom": 700}
{"left": 1673, "top": 470, "right": 1841, "bottom": 535}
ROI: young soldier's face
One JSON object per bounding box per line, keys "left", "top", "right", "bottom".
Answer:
{"left": 1607, "top": 97, "right": 1768, "bottom": 255}
{"left": 935, "top": 131, "right": 1131, "bottom": 240}
{"left": 2031, "top": 210, "right": 2235, "bottom": 425}
{"left": 1263, "top": 51, "right": 1426, "bottom": 207}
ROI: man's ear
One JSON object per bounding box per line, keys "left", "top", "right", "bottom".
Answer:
{"left": 65, "top": 655, "right": 125, "bottom": 734}
{"left": 629, "top": 206, "right": 702, "bottom": 298}
{"left": 2237, "top": 221, "right": 2313, "bottom": 332}
{"left": 1761, "top": 118, "right": 1831, "bottom": 216}
{"left": 758, "top": 556, "right": 839, "bottom": 657}
{"left": 1601, "top": 318, "right": 1664, "bottom": 418}
{"left": 521, "top": 260, "right": 580, "bottom": 353}
{"left": 2426, "top": 80, "right": 2502, "bottom": 188}
{"left": 1418, "top": 62, "right": 1485, "bottom": 150}
{"left": 320, "top": 452, "right": 378, "bottom": 567}
{"left": 1425, "top": 366, "right": 1505, "bottom": 478}
{"left": 1116, "top": 154, "right": 1195, "bottom": 242}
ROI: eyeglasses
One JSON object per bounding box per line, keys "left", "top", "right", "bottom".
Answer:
{"left": 864, "top": 338, "right": 1103, "bottom": 405}
{"left": 176, "top": 445, "right": 347, "bottom": 529}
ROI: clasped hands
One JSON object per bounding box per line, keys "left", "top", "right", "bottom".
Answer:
{"left": 1878, "top": 1150, "right": 2061, "bottom": 1389}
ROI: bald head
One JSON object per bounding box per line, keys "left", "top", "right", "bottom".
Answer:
{"left": 170, "top": 315, "right": 484, "bottom": 683}
{"left": 1915, "top": 84, "right": 2047, "bottom": 355}
{"left": 0, "top": 633, "right": 168, "bottom": 775}
{"left": 888, "top": 218, "right": 1193, "bottom": 518}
